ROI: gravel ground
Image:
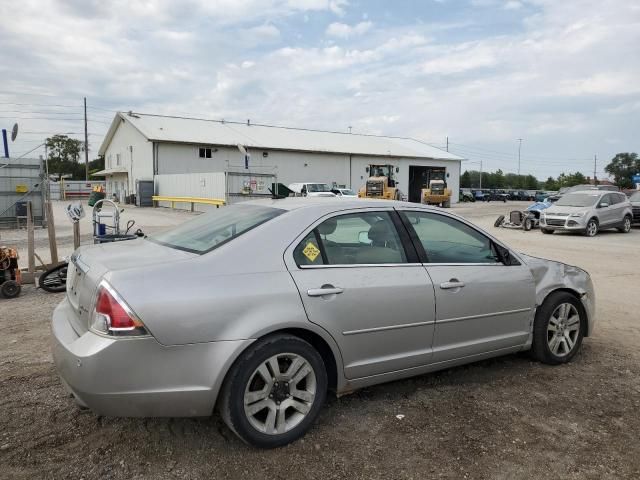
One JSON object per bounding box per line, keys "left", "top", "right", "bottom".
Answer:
{"left": 1, "top": 200, "right": 639, "bottom": 479}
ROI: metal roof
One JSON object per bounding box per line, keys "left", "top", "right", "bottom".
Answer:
{"left": 99, "top": 112, "right": 462, "bottom": 161}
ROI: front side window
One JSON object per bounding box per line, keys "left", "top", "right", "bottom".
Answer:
{"left": 150, "top": 205, "right": 283, "bottom": 254}
{"left": 306, "top": 183, "right": 332, "bottom": 193}
{"left": 294, "top": 211, "right": 406, "bottom": 266}
{"left": 402, "top": 211, "right": 498, "bottom": 264}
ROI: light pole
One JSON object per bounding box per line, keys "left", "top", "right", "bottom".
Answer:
{"left": 517, "top": 138, "right": 523, "bottom": 177}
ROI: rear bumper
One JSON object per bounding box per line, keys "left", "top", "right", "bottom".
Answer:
{"left": 52, "top": 298, "right": 253, "bottom": 417}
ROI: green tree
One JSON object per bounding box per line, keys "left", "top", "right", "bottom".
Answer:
{"left": 544, "top": 176, "right": 558, "bottom": 190}
{"left": 45, "top": 135, "right": 85, "bottom": 180}
{"left": 460, "top": 170, "right": 471, "bottom": 188}
{"left": 604, "top": 152, "right": 639, "bottom": 189}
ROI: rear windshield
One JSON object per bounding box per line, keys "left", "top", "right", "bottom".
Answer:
{"left": 149, "top": 205, "right": 284, "bottom": 254}
{"left": 555, "top": 193, "right": 601, "bottom": 207}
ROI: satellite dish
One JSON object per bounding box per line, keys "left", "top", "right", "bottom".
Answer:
{"left": 11, "top": 123, "right": 18, "bottom": 142}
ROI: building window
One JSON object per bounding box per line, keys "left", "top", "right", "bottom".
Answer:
{"left": 199, "top": 147, "right": 212, "bottom": 158}
{"left": 116, "top": 153, "right": 121, "bottom": 166}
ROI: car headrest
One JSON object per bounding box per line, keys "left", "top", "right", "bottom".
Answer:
{"left": 317, "top": 218, "right": 337, "bottom": 235}
{"left": 368, "top": 220, "right": 394, "bottom": 243}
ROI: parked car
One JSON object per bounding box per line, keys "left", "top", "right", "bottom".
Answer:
{"left": 629, "top": 190, "right": 640, "bottom": 225}
{"left": 546, "top": 184, "right": 598, "bottom": 203}
{"left": 52, "top": 198, "right": 596, "bottom": 448}
{"left": 534, "top": 191, "right": 551, "bottom": 202}
{"left": 540, "top": 190, "right": 633, "bottom": 236}
{"left": 473, "top": 190, "right": 488, "bottom": 201}
{"left": 485, "top": 191, "right": 508, "bottom": 202}
{"left": 288, "top": 182, "right": 336, "bottom": 197}
{"left": 508, "top": 190, "right": 531, "bottom": 201}
{"left": 459, "top": 190, "right": 475, "bottom": 202}
{"left": 331, "top": 188, "right": 358, "bottom": 198}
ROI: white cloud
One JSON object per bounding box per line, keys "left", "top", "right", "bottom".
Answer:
{"left": 504, "top": 1, "right": 523, "bottom": 10}
{"left": 326, "top": 21, "right": 373, "bottom": 38}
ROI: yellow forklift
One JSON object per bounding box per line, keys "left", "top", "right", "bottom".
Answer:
{"left": 358, "top": 164, "right": 402, "bottom": 200}
{"left": 422, "top": 179, "right": 452, "bottom": 208}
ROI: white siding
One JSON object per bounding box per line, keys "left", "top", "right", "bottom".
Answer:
{"left": 155, "top": 172, "right": 226, "bottom": 212}
{"left": 155, "top": 143, "right": 461, "bottom": 203}
{"left": 102, "top": 120, "right": 154, "bottom": 197}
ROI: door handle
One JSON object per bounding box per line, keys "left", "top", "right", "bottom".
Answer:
{"left": 307, "top": 286, "right": 344, "bottom": 297}
{"left": 440, "top": 280, "right": 465, "bottom": 290}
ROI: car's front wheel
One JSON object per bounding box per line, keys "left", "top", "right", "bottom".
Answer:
{"left": 584, "top": 218, "right": 598, "bottom": 237}
{"left": 532, "top": 291, "right": 584, "bottom": 365}
{"left": 219, "top": 334, "right": 328, "bottom": 448}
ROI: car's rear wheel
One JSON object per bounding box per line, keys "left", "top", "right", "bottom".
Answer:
{"left": 219, "top": 334, "right": 327, "bottom": 448}
{"left": 618, "top": 215, "right": 632, "bottom": 233}
{"left": 584, "top": 218, "right": 598, "bottom": 237}
{"left": 532, "top": 291, "right": 584, "bottom": 365}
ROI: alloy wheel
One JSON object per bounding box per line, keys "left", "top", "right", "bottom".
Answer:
{"left": 547, "top": 303, "right": 580, "bottom": 357}
{"left": 243, "top": 353, "right": 317, "bottom": 435}
{"left": 623, "top": 217, "right": 631, "bottom": 232}
{"left": 586, "top": 220, "right": 598, "bottom": 237}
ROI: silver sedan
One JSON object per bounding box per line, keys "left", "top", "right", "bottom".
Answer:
{"left": 52, "top": 198, "right": 595, "bottom": 448}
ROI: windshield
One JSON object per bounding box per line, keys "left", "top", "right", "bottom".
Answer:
{"left": 630, "top": 191, "right": 640, "bottom": 202}
{"left": 307, "top": 183, "right": 332, "bottom": 193}
{"left": 149, "top": 205, "right": 284, "bottom": 254}
{"left": 555, "top": 193, "right": 601, "bottom": 207}
{"left": 340, "top": 189, "right": 356, "bottom": 195}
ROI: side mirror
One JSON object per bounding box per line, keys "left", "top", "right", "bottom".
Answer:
{"left": 599, "top": 202, "right": 609, "bottom": 208}
{"left": 358, "top": 231, "right": 371, "bottom": 245}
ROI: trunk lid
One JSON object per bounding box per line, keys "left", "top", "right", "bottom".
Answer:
{"left": 65, "top": 239, "right": 196, "bottom": 336}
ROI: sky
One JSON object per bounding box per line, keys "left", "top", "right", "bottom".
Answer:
{"left": 0, "top": 0, "right": 639, "bottom": 181}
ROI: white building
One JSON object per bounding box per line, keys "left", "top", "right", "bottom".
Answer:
{"left": 96, "top": 112, "right": 463, "bottom": 206}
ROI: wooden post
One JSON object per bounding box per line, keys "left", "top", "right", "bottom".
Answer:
{"left": 46, "top": 200, "right": 59, "bottom": 264}
{"left": 27, "top": 201, "right": 35, "bottom": 273}
{"left": 73, "top": 222, "right": 80, "bottom": 250}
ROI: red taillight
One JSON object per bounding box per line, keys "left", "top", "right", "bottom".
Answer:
{"left": 92, "top": 284, "right": 146, "bottom": 335}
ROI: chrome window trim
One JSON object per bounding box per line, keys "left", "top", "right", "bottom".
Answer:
{"left": 299, "top": 263, "right": 423, "bottom": 269}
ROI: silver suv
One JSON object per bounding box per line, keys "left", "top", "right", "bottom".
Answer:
{"left": 540, "top": 190, "right": 632, "bottom": 237}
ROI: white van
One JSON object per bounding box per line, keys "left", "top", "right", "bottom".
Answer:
{"left": 288, "top": 182, "right": 336, "bottom": 197}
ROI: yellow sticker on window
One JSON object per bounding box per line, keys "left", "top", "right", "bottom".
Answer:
{"left": 302, "top": 242, "right": 321, "bottom": 262}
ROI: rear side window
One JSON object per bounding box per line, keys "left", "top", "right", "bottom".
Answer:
{"left": 402, "top": 211, "right": 498, "bottom": 264}
{"left": 149, "top": 205, "right": 283, "bottom": 254}
{"left": 294, "top": 211, "right": 407, "bottom": 266}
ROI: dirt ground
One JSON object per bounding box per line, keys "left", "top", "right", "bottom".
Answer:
{"left": 1, "top": 200, "right": 639, "bottom": 479}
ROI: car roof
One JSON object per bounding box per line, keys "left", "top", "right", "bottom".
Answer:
{"left": 242, "top": 197, "right": 439, "bottom": 212}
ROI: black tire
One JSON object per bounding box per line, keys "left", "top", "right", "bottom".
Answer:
{"left": 531, "top": 291, "right": 585, "bottom": 365}
{"left": 39, "top": 262, "right": 68, "bottom": 293}
{"left": 219, "top": 334, "right": 328, "bottom": 448}
{"left": 584, "top": 218, "right": 598, "bottom": 237}
{"left": 1, "top": 280, "right": 21, "bottom": 298}
{"left": 523, "top": 218, "right": 533, "bottom": 231}
{"left": 502, "top": 197, "right": 507, "bottom": 203}
{"left": 541, "top": 228, "right": 553, "bottom": 234}
{"left": 494, "top": 215, "right": 505, "bottom": 227}
{"left": 617, "top": 215, "right": 632, "bottom": 233}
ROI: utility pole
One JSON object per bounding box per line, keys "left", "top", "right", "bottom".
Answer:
{"left": 84, "top": 97, "right": 89, "bottom": 181}
{"left": 479, "top": 160, "right": 483, "bottom": 190}
{"left": 517, "top": 138, "right": 522, "bottom": 176}
{"left": 446, "top": 136, "right": 449, "bottom": 152}
{"left": 593, "top": 155, "right": 597, "bottom": 185}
